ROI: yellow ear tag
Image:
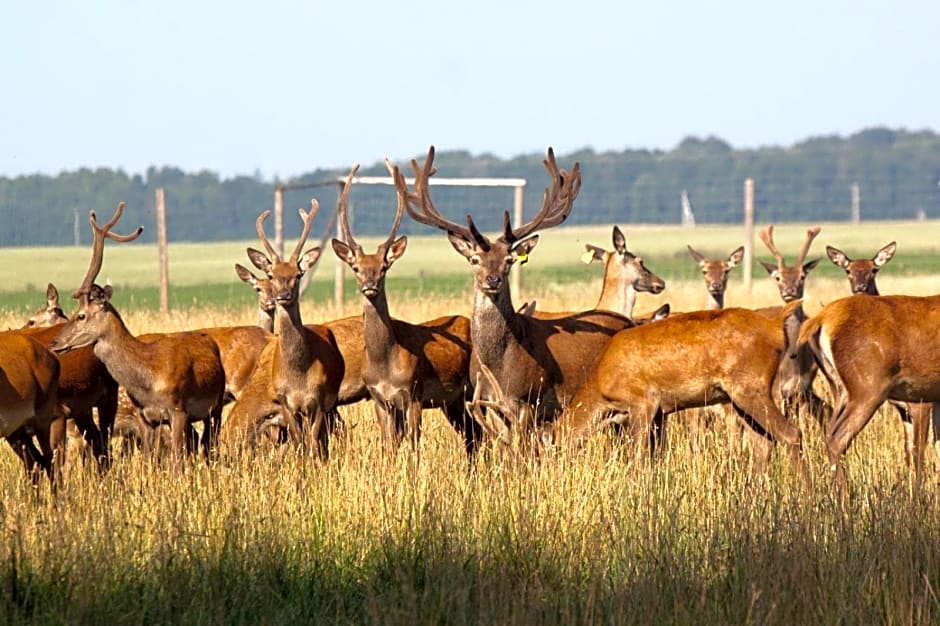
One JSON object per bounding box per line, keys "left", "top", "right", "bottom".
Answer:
{"left": 517, "top": 252, "right": 529, "bottom": 266}
{"left": 580, "top": 250, "right": 595, "bottom": 264}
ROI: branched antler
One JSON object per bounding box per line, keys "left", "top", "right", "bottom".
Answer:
{"left": 72, "top": 201, "right": 144, "bottom": 298}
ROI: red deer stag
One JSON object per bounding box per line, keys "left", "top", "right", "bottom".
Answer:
{"left": 395, "top": 146, "right": 633, "bottom": 445}
{"left": 687, "top": 245, "right": 744, "bottom": 310}
{"left": 798, "top": 292, "right": 940, "bottom": 489}
{"left": 757, "top": 225, "right": 831, "bottom": 425}
{"left": 49, "top": 203, "right": 225, "bottom": 459}
{"left": 555, "top": 301, "right": 806, "bottom": 472}
{"left": 824, "top": 240, "right": 940, "bottom": 470}
{"left": 331, "top": 163, "right": 479, "bottom": 455}
{"left": 221, "top": 205, "right": 344, "bottom": 457}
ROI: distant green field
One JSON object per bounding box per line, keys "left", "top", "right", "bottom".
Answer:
{"left": 2, "top": 221, "right": 939, "bottom": 314}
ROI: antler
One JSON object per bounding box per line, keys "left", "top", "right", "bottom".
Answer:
{"left": 502, "top": 147, "right": 580, "bottom": 244}
{"left": 72, "top": 201, "right": 144, "bottom": 298}
{"left": 380, "top": 159, "right": 406, "bottom": 252}
{"left": 337, "top": 165, "right": 362, "bottom": 251}
{"left": 255, "top": 210, "right": 279, "bottom": 261}
{"left": 395, "top": 146, "right": 480, "bottom": 245}
{"left": 796, "top": 226, "right": 822, "bottom": 266}
{"left": 758, "top": 225, "right": 784, "bottom": 266}
{"left": 292, "top": 200, "right": 319, "bottom": 263}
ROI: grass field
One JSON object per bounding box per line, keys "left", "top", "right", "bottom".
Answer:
{"left": 2, "top": 221, "right": 940, "bottom": 624}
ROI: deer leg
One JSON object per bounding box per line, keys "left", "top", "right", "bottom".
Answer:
{"left": 444, "top": 397, "right": 482, "bottom": 458}
{"left": 908, "top": 402, "right": 931, "bottom": 481}
{"left": 826, "top": 394, "right": 884, "bottom": 493}
{"left": 169, "top": 408, "right": 192, "bottom": 459}
{"left": 6, "top": 430, "right": 48, "bottom": 484}
{"left": 730, "top": 383, "right": 804, "bottom": 473}
{"left": 931, "top": 403, "right": 940, "bottom": 467}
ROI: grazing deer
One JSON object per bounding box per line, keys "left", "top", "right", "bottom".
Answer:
{"left": 17, "top": 284, "right": 119, "bottom": 468}
{"left": 330, "top": 164, "right": 478, "bottom": 455}
{"left": 221, "top": 205, "right": 345, "bottom": 457}
{"left": 394, "top": 146, "right": 633, "bottom": 445}
{"left": 49, "top": 203, "right": 226, "bottom": 459}
{"left": 798, "top": 293, "right": 940, "bottom": 489}
{"left": 687, "top": 245, "right": 745, "bottom": 310}
{"left": 555, "top": 301, "right": 806, "bottom": 473}
{"left": 824, "top": 241, "right": 940, "bottom": 469}
{"left": 757, "top": 225, "right": 831, "bottom": 425}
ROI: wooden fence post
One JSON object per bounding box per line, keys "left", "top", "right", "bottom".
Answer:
{"left": 743, "top": 178, "right": 754, "bottom": 293}
{"left": 155, "top": 188, "right": 169, "bottom": 315}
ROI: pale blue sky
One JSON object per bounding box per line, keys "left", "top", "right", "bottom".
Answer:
{"left": 2, "top": 0, "right": 937, "bottom": 180}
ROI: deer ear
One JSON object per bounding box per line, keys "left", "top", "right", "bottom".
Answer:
{"left": 582, "top": 244, "right": 606, "bottom": 264}
{"left": 803, "top": 258, "right": 821, "bottom": 273}
{"left": 299, "top": 247, "right": 322, "bottom": 274}
{"left": 246, "top": 248, "right": 272, "bottom": 274}
{"left": 826, "top": 246, "right": 849, "bottom": 268}
{"left": 331, "top": 239, "right": 356, "bottom": 266}
{"left": 611, "top": 226, "right": 627, "bottom": 255}
{"left": 687, "top": 245, "right": 706, "bottom": 265}
{"left": 513, "top": 235, "right": 539, "bottom": 261}
{"left": 759, "top": 260, "right": 778, "bottom": 276}
{"left": 46, "top": 283, "right": 59, "bottom": 307}
{"left": 447, "top": 232, "right": 476, "bottom": 260}
{"left": 385, "top": 236, "right": 408, "bottom": 265}
{"left": 89, "top": 284, "right": 113, "bottom": 303}
{"left": 873, "top": 241, "right": 897, "bottom": 267}
{"left": 234, "top": 263, "right": 258, "bottom": 286}
{"left": 727, "top": 246, "right": 744, "bottom": 267}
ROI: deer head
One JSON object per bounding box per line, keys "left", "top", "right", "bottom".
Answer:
{"left": 393, "top": 146, "right": 580, "bottom": 299}
{"left": 758, "top": 225, "right": 821, "bottom": 303}
{"left": 825, "top": 241, "right": 897, "bottom": 295}
{"left": 583, "top": 226, "right": 666, "bottom": 296}
{"left": 247, "top": 202, "right": 321, "bottom": 309}
{"left": 24, "top": 283, "right": 68, "bottom": 328}
{"left": 330, "top": 163, "right": 408, "bottom": 299}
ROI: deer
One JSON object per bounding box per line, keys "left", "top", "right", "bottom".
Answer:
{"left": 16, "top": 283, "right": 120, "bottom": 468}
{"left": 554, "top": 301, "right": 806, "bottom": 474}
{"left": 824, "top": 240, "right": 940, "bottom": 469}
{"left": 798, "top": 293, "right": 940, "bottom": 490}
{"left": 757, "top": 225, "right": 832, "bottom": 426}
{"left": 395, "top": 146, "right": 634, "bottom": 446}
{"left": 687, "top": 245, "right": 745, "bottom": 310}
{"left": 219, "top": 205, "right": 345, "bottom": 458}
{"left": 329, "top": 163, "right": 479, "bottom": 456}
{"left": 49, "top": 202, "right": 226, "bottom": 459}
{"left": 0, "top": 332, "right": 64, "bottom": 485}
{"left": 522, "top": 225, "right": 667, "bottom": 322}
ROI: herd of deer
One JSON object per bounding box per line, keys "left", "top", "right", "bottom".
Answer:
{"left": 1, "top": 146, "right": 937, "bottom": 494}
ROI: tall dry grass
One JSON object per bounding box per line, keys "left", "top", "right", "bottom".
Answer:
{"left": 1, "top": 277, "right": 939, "bottom": 624}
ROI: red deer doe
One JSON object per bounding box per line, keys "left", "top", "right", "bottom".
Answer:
{"left": 395, "top": 146, "right": 634, "bottom": 447}
{"left": 687, "top": 245, "right": 745, "bottom": 310}
{"left": 0, "top": 333, "right": 64, "bottom": 484}
{"left": 757, "top": 225, "right": 831, "bottom": 425}
{"left": 17, "top": 283, "right": 120, "bottom": 467}
{"left": 554, "top": 301, "right": 806, "bottom": 473}
{"left": 220, "top": 205, "right": 345, "bottom": 457}
{"left": 49, "top": 203, "right": 226, "bottom": 459}
{"left": 798, "top": 291, "right": 940, "bottom": 489}
{"left": 330, "top": 164, "right": 479, "bottom": 455}
{"left": 824, "top": 240, "right": 940, "bottom": 471}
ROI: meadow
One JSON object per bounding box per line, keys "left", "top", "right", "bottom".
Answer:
{"left": 2, "top": 221, "right": 940, "bottom": 624}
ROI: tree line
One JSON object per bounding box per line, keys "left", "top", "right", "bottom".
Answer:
{"left": 1, "top": 126, "right": 939, "bottom": 247}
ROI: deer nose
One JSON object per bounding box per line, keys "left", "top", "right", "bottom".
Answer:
{"left": 275, "top": 289, "right": 292, "bottom": 302}
{"left": 485, "top": 275, "right": 502, "bottom": 290}
{"left": 709, "top": 281, "right": 724, "bottom": 293}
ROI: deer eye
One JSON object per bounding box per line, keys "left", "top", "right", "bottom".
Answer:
{"left": 77, "top": 313, "right": 86, "bottom": 321}
{"left": 470, "top": 257, "right": 481, "bottom": 266}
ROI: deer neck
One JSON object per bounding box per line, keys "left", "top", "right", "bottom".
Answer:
{"left": 471, "top": 283, "right": 520, "bottom": 364}
{"left": 258, "top": 308, "right": 274, "bottom": 332}
{"left": 361, "top": 289, "right": 398, "bottom": 363}
{"left": 273, "top": 302, "right": 313, "bottom": 370}
{"left": 93, "top": 312, "right": 161, "bottom": 399}
{"left": 595, "top": 283, "right": 636, "bottom": 317}
{"left": 706, "top": 292, "right": 725, "bottom": 310}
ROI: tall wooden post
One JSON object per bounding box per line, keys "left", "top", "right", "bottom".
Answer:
{"left": 743, "top": 178, "right": 755, "bottom": 293}
{"left": 509, "top": 184, "right": 525, "bottom": 301}
{"left": 274, "top": 185, "right": 285, "bottom": 259}
{"left": 334, "top": 181, "right": 346, "bottom": 308}
{"left": 155, "top": 188, "right": 169, "bottom": 315}
{"left": 850, "top": 182, "right": 860, "bottom": 224}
